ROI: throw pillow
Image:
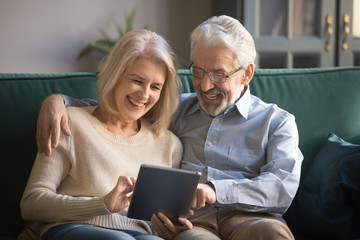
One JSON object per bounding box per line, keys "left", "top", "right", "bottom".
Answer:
{"left": 284, "top": 133, "right": 360, "bottom": 239}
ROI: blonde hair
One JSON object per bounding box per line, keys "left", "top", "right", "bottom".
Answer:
{"left": 190, "top": 15, "right": 256, "bottom": 68}
{"left": 96, "top": 29, "right": 179, "bottom": 135}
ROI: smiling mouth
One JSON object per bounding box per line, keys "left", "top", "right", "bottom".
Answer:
{"left": 128, "top": 97, "right": 146, "bottom": 107}
{"left": 199, "top": 87, "right": 224, "bottom": 101}
{"left": 204, "top": 93, "right": 220, "bottom": 100}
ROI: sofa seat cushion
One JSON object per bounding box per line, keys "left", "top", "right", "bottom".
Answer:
{"left": 285, "top": 133, "right": 360, "bottom": 239}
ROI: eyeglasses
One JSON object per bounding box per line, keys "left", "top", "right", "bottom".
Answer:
{"left": 189, "top": 63, "right": 243, "bottom": 83}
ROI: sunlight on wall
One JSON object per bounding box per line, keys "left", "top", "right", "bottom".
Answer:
{"left": 354, "top": 0, "right": 360, "bottom": 37}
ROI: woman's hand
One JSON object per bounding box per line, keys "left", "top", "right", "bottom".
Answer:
{"left": 36, "top": 94, "right": 70, "bottom": 156}
{"left": 104, "top": 176, "right": 136, "bottom": 213}
{"left": 151, "top": 212, "right": 193, "bottom": 240}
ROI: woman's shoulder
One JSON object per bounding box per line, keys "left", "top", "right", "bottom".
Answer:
{"left": 67, "top": 106, "right": 98, "bottom": 129}
{"left": 163, "top": 128, "right": 181, "bottom": 144}
{"left": 67, "top": 106, "right": 97, "bottom": 120}
{"left": 67, "top": 106, "right": 96, "bottom": 115}
{"left": 141, "top": 120, "right": 181, "bottom": 145}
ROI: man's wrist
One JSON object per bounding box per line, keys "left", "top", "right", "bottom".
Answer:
{"left": 206, "top": 181, "right": 215, "bottom": 191}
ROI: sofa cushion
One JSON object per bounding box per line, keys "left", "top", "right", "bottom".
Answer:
{"left": 249, "top": 67, "right": 360, "bottom": 178}
{"left": 284, "top": 133, "right": 360, "bottom": 239}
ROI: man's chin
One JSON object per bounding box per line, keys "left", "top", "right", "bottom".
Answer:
{"left": 197, "top": 90, "right": 229, "bottom": 116}
{"left": 199, "top": 102, "right": 227, "bottom": 116}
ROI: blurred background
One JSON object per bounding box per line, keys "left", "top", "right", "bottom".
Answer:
{"left": 0, "top": 0, "right": 359, "bottom": 73}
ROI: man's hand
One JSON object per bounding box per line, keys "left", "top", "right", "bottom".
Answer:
{"left": 104, "top": 176, "right": 136, "bottom": 213}
{"left": 36, "top": 94, "right": 70, "bottom": 156}
{"left": 151, "top": 212, "right": 192, "bottom": 240}
{"left": 191, "top": 183, "right": 216, "bottom": 210}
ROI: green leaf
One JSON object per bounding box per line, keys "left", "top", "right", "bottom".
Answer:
{"left": 114, "top": 20, "right": 125, "bottom": 38}
{"left": 77, "top": 7, "right": 152, "bottom": 60}
{"left": 76, "top": 48, "right": 92, "bottom": 60}
{"left": 143, "top": 24, "right": 151, "bottom": 30}
{"left": 126, "top": 8, "right": 136, "bottom": 33}
{"left": 99, "top": 30, "right": 113, "bottom": 43}
{"left": 87, "top": 41, "right": 114, "bottom": 54}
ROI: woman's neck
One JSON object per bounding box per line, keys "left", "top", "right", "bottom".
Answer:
{"left": 92, "top": 107, "right": 140, "bottom": 136}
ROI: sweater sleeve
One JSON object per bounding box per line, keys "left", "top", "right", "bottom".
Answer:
{"left": 170, "top": 134, "right": 183, "bottom": 169}
{"left": 20, "top": 130, "right": 110, "bottom": 223}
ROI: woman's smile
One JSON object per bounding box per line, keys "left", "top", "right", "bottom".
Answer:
{"left": 128, "top": 96, "right": 147, "bottom": 108}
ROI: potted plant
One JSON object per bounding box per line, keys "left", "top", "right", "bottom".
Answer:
{"left": 77, "top": 8, "right": 150, "bottom": 60}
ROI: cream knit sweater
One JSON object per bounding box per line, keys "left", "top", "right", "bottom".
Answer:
{"left": 20, "top": 106, "right": 182, "bottom": 236}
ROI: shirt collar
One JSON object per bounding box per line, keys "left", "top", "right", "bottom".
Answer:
{"left": 234, "top": 85, "right": 251, "bottom": 119}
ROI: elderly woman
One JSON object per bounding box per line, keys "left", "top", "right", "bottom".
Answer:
{"left": 20, "top": 29, "right": 182, "bottom": 240}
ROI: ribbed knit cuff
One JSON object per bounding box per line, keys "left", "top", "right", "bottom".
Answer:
{"left": 65, "top": 196, "right": 110, "bottom": 219}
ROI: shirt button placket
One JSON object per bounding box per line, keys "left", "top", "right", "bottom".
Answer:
{"left": 204, "top": 117, "right": 221, "bottom": 166}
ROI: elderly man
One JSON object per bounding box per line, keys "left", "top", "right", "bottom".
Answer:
{"left": 37, "top": 15, "right": 303, "bottom": 240}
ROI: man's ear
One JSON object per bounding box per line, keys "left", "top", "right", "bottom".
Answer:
{"left": 242, "top": 63, "right": 254, "bottom": 85}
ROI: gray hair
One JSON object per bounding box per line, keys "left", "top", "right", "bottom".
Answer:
{"left": 190, "top": 15, "right": 256, "bottom": 68}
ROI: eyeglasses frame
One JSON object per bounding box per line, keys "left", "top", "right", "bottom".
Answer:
{"left": 189, "top": 62, "right": 243, "bottom": 83}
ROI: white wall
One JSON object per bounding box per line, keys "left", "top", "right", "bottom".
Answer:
{"left": 0, "top": 0, "right": 212, "bottom": 73}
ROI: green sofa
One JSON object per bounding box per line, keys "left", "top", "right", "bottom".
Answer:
{"left": 1, "top": 67, "right": 359, "bottom": 240}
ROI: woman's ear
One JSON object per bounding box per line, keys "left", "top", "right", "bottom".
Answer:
{"left": 242, "top": 63, "right": 254, "bottom": 85}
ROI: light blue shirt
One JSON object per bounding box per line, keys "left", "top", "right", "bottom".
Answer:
{"left": 169, "top": 87, "right": 303, "bottom": 214}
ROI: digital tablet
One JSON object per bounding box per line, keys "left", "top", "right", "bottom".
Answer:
{"left": 127, "top": 164, "right": 201, "bottom": 224}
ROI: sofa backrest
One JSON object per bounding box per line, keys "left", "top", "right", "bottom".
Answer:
{"left": 1, "top": 67, "right": 360, "bottom": 239}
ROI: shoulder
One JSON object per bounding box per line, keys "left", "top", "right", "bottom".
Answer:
{"left": 141, "top": 120, "right": 181, "bottom": 146}
{"left": 249, "top": 95, "right": 297, "bottom": 133}
{"left": 174, "top": 93, "right": 199, "bottom": 117}
{"left": 67, "top": 106, "right": 90, "bottom": 116}
{"left": 250, "top": 95, "right": 294, "bottom": 119}
{"left": 164, "top": 129, "right": 182, "bottom": 147}
{"left": 179, "top": 93, "right": 198, "bottom": 106}
{"left": 67, "top": 106, "right": 98, "bottom": 131}
{"left": 180, "top": 93, "right": 197, "bottom": 103}
{"left": 154, "top": 124, "right": 182, "bottom": 148}
{"left": 67, "top": 106, "right": 96, "bottom": 119}
{"left": 152, "top": 123, "right": 182, "bottom": 151}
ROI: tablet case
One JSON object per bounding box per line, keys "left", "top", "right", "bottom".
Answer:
{"left": 127, "top": 164, "right": 201, "bottom": 224}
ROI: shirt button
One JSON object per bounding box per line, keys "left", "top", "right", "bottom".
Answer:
{"left": 208, "top": 142, "right": 212, "bottom": 146}
{"left": 250, "top": 150, "right": 255, "bottom": 155}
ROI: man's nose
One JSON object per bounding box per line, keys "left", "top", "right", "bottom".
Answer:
{"left": 200, "top": 73, "right": 215, "bottom": 92}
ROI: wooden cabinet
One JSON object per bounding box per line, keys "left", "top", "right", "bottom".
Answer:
{"left": 213, "top": 0, "right": 360, "bottom": 68}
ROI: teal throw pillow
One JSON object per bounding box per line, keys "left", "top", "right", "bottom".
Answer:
{"left": 284, "top": 133, "right": 360, "bottom": 239}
